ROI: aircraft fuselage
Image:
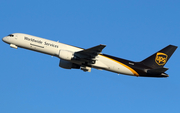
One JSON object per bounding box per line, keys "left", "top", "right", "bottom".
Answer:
{"left": 3, "top": 33, "right": 177, "bottom": 77}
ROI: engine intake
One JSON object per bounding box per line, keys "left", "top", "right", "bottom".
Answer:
{"left": 59, "top": 50, "right": 74, "bottom": 61}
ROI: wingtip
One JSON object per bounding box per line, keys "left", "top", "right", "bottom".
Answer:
{"left": 100, "top": 44, "right": 106, "bottom": 47}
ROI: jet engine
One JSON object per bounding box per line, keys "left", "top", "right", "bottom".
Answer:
{"left": 59, "top": 59, "right": 80, "bottom": 69}
{"left": 59, "top": 50, "right": 74, "bottom": 61}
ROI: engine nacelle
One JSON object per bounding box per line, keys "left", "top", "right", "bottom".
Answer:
{"left": 59, "top": 50, "right": 74, "bottom": 61}
{"left": 10, "top": 44, "right": 18, "bottom": 49}
{"left": 59, "top": 59, "right": 80, "bottom": 69}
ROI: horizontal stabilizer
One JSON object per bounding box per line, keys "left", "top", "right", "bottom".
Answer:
{"left": 147, "top": 67, "right": 168, "bottom": 74}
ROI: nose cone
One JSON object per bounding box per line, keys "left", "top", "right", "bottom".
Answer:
{"left": 2, "top": 37, "right": 8, "bottom": 43}
{"left": 2, "top": 37, "right": 5, "bottom": 42}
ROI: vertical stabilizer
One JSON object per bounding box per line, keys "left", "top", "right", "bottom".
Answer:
{"left": 140, "top": 45, "right": 177, "bottom": 69}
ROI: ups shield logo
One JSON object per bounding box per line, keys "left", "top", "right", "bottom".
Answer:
{"left": 155, "top": 52, "right": 168, "bottom": 65}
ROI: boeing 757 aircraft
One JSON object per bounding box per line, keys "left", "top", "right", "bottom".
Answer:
{"left": 2, "top": 33, "right": 177, "bottom": 77}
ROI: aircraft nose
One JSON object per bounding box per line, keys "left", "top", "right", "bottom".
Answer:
{"left": 2, "top": 37, "right": 5, "bottom": 42}
{"left": 2, "top": 37, "right": 8, "bottom": 43}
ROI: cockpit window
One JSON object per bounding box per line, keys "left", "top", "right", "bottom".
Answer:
{"left": 8, "top": 34, "right": 14, "bottom": 37}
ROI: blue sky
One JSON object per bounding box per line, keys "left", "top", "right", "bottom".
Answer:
{"left": 1, "top": 0, "right": 180, "bottom": 113}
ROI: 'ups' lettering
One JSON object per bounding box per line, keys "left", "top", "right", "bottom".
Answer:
{"left": 155, "top": 52, "right": 168, "bottom": 65}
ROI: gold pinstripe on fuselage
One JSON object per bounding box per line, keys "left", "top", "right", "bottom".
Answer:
{"left": 100, "top": 54, "right": 139, "bottom": 76}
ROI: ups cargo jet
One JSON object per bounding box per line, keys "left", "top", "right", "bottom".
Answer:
{"left": 2, "top": 33, "right": 177, "bottom": 77}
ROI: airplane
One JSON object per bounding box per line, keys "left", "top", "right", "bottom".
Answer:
{"left": 2, "top": 33, "right": 178, "bottom": 77}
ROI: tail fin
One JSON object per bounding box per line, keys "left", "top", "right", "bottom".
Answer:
{"left": 140, "top": 45, "right": 177, "bottom": 69}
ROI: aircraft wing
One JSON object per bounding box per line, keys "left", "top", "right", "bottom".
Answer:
{"left": 74, "top": 44, "right": 106, "bottom": 63}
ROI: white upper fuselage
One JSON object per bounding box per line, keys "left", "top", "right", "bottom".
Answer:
{"left": 2, "top": 33, "right": 137, "bottom": 76}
